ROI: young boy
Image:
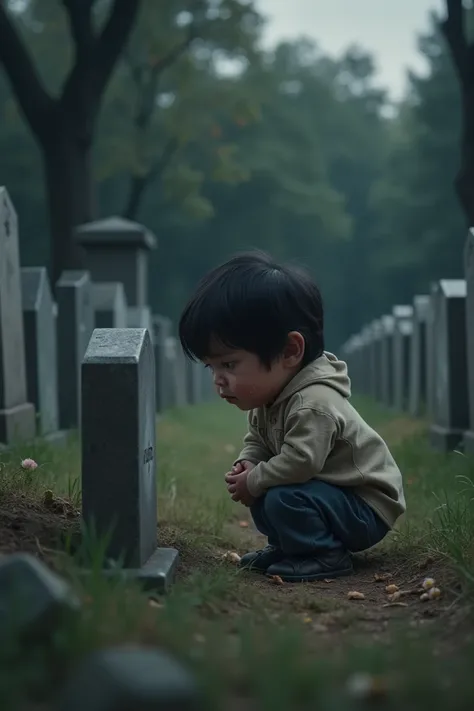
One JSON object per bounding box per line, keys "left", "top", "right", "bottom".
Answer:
{"left": 179, "top": 251, "right": 406, "bottom": 582}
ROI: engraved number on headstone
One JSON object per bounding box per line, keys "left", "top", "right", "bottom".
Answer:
{"left": 143, "top": 446, "right": 154, "bottom": 464}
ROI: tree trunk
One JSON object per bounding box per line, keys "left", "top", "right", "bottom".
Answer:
{"left": 43, "top": 127, "right": 94, "bottom": 288}
{"left": 123, "top": 174, "right": 148, "bottom": 220}
{"left": 456, "top": 86, "right": 474, "bottom": 225}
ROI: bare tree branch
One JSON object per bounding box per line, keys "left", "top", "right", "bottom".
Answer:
{"left": 441, "top": 0, "right": 469, "bottom": 85}
{"left": 0, "top": 4, "right": 55, "bottom": 142}
{"left": 62, "top": 0, "right": 95, "bottom": 61}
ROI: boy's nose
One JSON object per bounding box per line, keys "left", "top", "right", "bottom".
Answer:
{"left": 213, "top": 371, "right": 227, "bottom": 388}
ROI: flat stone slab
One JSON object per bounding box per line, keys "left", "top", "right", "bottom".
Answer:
{"left": 56, "top": 646, "right": 199, "bottom": 711}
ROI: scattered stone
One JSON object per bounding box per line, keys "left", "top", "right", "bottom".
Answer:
{"left": 385, "top": 584, "right": 399, "bottom": 594}
{"left": 222, "top": 551, "right": 241, "bottom": 564}
{"left": 420, "top": 593, "right": 430, "bottom": 602}
{"left": 0, "top": 553, "right": 80, "bottom": 643}
{"left": 428, "top": 587, "right": 441, "bottom": 600}
{"left": 55, "top": 646, "right": 200, "bottom": 711}
{"left": 269, "top": 575, "right": 284, "bottom": 585}
{"left": 374, "top": 572, "right": 392, "bottom": 582}
{"left": 387, "top": 591, "right": 402, "bottom": 603}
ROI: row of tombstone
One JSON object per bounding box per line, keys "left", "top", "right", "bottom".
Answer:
{"left": 0, "top": 186, "right": 214, "bottom": 447}
{"left": 341, "top": 252, "right": 474, "bottom": 453}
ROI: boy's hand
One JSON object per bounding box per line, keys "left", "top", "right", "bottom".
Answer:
{"left": 225, "top": 460, "right": 256, "bottom": 507}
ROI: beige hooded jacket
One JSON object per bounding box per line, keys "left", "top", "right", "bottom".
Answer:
{"left": 237, "top": 352, "right": 406, "bottom": 528}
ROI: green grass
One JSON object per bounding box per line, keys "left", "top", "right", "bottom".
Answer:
{"left": 0, "top": 399, "right": 474, "bottom": 709}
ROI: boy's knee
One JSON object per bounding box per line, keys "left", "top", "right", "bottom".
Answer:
{"left": 263, "top": 485, "right": 301, "bottom": 517}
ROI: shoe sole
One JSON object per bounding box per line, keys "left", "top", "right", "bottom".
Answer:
{"left": 266, "top": 566, "right": 353, "bottom": 583}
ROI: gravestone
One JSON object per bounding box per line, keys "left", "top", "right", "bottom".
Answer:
{"left": 358, "top": 325, "right": 373, "bottom": 395}
{"left": 392, "top": 305, "right": 413, "bottom": 412}
{"left": 81, "top": 328, "right": 178, "bottom": 591}
{"left": 152, "top": 315, "right": 173, "bottom": 413}
{"left": 171, "top": 341, "right": 188, "bottom": 407}
{"left": 76, "top": 217, "right": 157, "bottom": 309}
{"left": 368, "top": 319, "right": 383, "bottom": 402}
{"left": 463, "top": 230, "right": 474, "bottom": 453}
{"left": 56, "top": 271, "right": 94, "bottom": 430}
{"left": 429, "top": 279, "right": 468, "bottom": 451}
{"left": 0, "top": 553, "right": 80, "bottom": 643}
{"left": 21, "top": 267, "right": 60, "bottom": 437}
{"left": 409, "top": 294, "right": 430, "bottom": 417}
{"left": 0, "top": 187, "right": 36, "bottom": 444}
{"left": 379, "top": 315, "right": 395, "bottom": 408}
{"left": 185, "top": 359, "right": 203, "bottom": 405}
{"left": 91, "top": 282, "right": 127, "bottom": 329}
{"left": 128, "top": 305, "right": 154, "bottom": 344}
{"left": 56, "top": 647, "right": 199, "bottom": 711}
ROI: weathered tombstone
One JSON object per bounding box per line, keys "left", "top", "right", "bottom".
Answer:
{"left": 56, "top": 271, "right": 94, "bottom": 430}
{"left": 392, "top": 305, "right": 413, "bottom": 412}
{"left": 76, "top": 217, "right": 157, "bottom": 309}
{"left": 429, "top": 279, "right": 468, "bottom": 451}
{"left": 21, "top": 267, "right": 59, "bottom": 437}
{"left": 152, "top": 315, "right": 173, "bottom": 413}
{"left": 358, "top": 325, "right": 373, "bottom": 396}
{"left": 56, "top": 647, "right": 200, "bottom": 711}
{"left": 91, "top": 282, "right": 127, "bottom": 329}
{"left": 463, "top": 230, "right": 474, "bottom": 453}
{"left": 368, "top": 319, "right": 383, "bottom": 402}
{"left": 81, "top": 329, "right": 178, "bottom": 591}
{"left": 0, "top": 187, "right": 36, "bottom": 444}
{"left": 0, "top": 553, "right": 80, "bottom": 643}
{"left": 128, "top": 305, "right": 154, "bottom": 344}
{"left": 380, "top": 315, "right": 395, "bottom": 408}
{"left": 409, "top": 294, "right": 430, "bottom": 417}
{"left": 173, "top": 341, "right": 188, "bottom": 407}
{"left": 185, "top": 359, "right": 202, "bottom": 405}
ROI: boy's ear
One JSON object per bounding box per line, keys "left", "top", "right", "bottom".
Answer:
{"left": 283, "top": 331, "right": 305, "bottom": 367}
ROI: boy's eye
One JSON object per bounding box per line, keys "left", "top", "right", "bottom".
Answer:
{"left": 223, "top": 361, "right": 237, "bottom": 370}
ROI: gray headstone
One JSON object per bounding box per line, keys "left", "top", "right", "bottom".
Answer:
{"left": 185, "top": 359, "right": 203, "bottom": 405}
{"left": 21, "top": 267, "right": 59, "bottom": 436}
{"left": 76, "top": 217, "right": 157, "bottom": 309}
{"left": 392, "top": 305, "right": 413, "bottom": 412}
{"left": 379, "top": 315, "right": 395, "bottom": 407}
{"left": 0, "top": 553, "right": 80, "bottom": 643}
{"left": 409, "top": 294, "right": 430, "bottom": 417}
{"left": 152, "top": 315, "right": 173, "bottom": 413}
{"left": 175, "top": 343, "right": 188, "bottom": 407}
{"left": 368, "top": 320, "right": 383, "bottom": 401}
{"left": 0, "top": 188, "right": 36, "bottom": 444}
{"left": 81, "top": 328, "right": 178, "bottom": 591}
{"left": 56, "top": 270, "right": 94, "bottom": 430}
{"left": 56, "top": 647, "right": 199, "bottom": 711}
{"left": 91, "top": 282, "right": 127, "bottom": 329}
{"left": 429, "top": 279, "right": 468, "bottom": 451}
{"left": 464, "top": 231, "right": 474, "bottom": 453}
{"left": 128, "top": 306, "right": 153, "bottom": 344}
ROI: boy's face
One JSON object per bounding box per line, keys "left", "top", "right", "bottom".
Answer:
{"left": 204, "top": 336, "right": 304, "bottom": 410}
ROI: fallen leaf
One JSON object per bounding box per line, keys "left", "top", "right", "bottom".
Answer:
{"left": 223, "top": 551, "right": 241, "bottom": 564}
{"left": 388, "top": 591, "right": 402, "bottom": 602}
{"left": 239, "top": 521, "right": 249, "bottom": 528}
{"left": 149, "top": 599, "right": 163, "bottom": 609}
{"left": 269, "top": 575, "right": 284, "bottom": 585}
{"left": 374, "top": 573, "right": 392, "bottom": 582}
{"left": 385, "top": 584, "right": 399, "bottom": 594}
{"left": 347, "top": 590, "right": 365, "bottom": 600}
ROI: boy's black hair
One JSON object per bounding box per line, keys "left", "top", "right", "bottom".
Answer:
{"left": 179, "top": 251, "right": 324, "bottom": 368}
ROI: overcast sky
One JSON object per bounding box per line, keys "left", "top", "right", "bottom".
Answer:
{"left": 256, "top": 0, "right": 445, "bottom": 100}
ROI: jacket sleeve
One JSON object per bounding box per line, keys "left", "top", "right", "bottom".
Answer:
{"left": 246, "top": 407, "right": 338, "bottom": 497}
{"left": 234, "top": 411, "right": 273, "bottom": 465}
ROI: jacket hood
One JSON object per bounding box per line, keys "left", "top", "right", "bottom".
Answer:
{"left": 273, "top": 352, "right": 351, "bottom": 406}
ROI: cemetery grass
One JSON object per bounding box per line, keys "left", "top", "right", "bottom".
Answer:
{"left": 0, "top": 402, "right": 474, "bottom": 709}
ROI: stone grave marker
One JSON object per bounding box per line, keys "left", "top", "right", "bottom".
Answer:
{"left": 380, "top": 315, "right": 395, "bottom": 407}
{"left": 392, "top": 305, "right": 413, "bottom": 412}
{"left": 76, "top": 216, "right": 156, "bottom": 309}
{"left": 463, "top": 230, "right": 474, "bottom": 453}
{"left": 409, "top": 294, "right": 430, "bottom": 417}
{"left": 152, "top": 315, "right": 173, "bottom": 412}
{"left": 56, "top": 270, "right": 94, "bottom": 430}
{"left": 0, "top": 188, "right": 36, "bottom": 445}
{"left": 21, "top": 267, "right": 59, "bottom": 437}
{"left": 56, "top": 646, "right": 199, "bottom": 711}
{"left": 185, "top": 358, "right": 203, "bottom": 405}
{"left": 128, "top": 305, "right": 154, "bottom": 344}
{"left": 81, "top": 328, "right": 178, "bottom": 591}
{"left": 0, "top": 553, "right": 80, "bottom": 644}
{"left": 368, "top": 319, "right": 383, "bottom": 402}
{"left": 429, "top": 279, "right": 468, "bottom": 451}
{"left": 91, "top": 282, "right": 127, "bottom": 329}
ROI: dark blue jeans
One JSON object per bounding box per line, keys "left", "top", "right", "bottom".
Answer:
{"left": 250, "top": 480, "right": 389, "bottom": 557}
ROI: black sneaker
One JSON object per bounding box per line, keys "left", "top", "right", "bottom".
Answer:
{"left": 266, "top": 550, "right": 353, "bottom": 582}
{"left": 239, "top": 545, "right": 284, "bottom": 573}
